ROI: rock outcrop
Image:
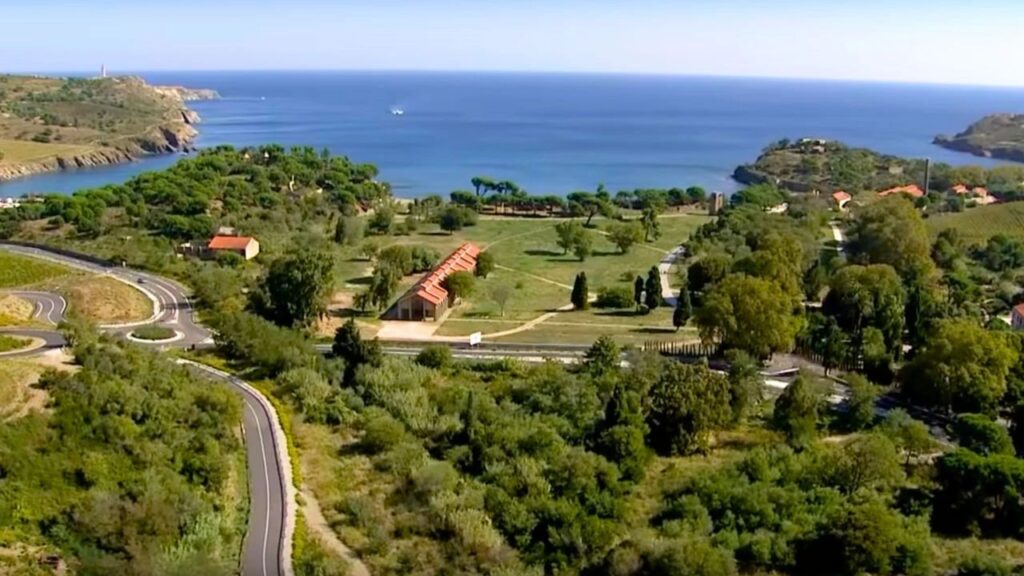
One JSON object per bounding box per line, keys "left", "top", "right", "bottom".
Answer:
{"left": 934, "top": 114, "right": 1024, "bottom": 163}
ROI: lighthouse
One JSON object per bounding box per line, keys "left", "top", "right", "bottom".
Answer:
{"left": 100, "top": 64, "right": 107, "bottom": 78}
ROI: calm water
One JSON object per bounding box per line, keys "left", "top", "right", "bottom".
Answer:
{"left": 2, "top": 71, "right": 1023, "bottom": 198}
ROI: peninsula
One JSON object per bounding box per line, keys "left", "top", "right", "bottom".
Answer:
{"left": 934, "top": 113, "right": 1024, "bottom": 163}
{"left": 0, "top": 74, "right": 218, "bottom": 181}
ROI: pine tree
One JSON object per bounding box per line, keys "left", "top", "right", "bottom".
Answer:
{"left": 633, "top": 276, "right": 645, "bottom": 311}
{"left": 673, "top": 287, "right": 692, "bottom": 331}
{"left": 644, "top": 266, "right": 660, "bottom": 310}
{"left": 572, "top": 272, "right": 590, "bottom": 310}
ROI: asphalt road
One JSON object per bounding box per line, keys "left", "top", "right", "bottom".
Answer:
{"left": 0, "top": 243, "right": 286, "bottom": 576}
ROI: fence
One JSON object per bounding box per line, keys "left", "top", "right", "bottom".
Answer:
{"left": 642, "top": 340, "right": 722, "bottom": 359}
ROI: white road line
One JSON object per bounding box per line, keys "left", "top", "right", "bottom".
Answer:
{"left": 32, "top": 301, "right": 42, "bottom": 319}
{"left": 246, "top": 401, "right": 272, "bottom": 576}
{"left": 44, "top": 298, "right": 55, "bottom": 324}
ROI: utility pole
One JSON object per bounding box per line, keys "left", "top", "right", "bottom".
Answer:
{"left": 923, "top": 158, "right": 931, "bottom": 195}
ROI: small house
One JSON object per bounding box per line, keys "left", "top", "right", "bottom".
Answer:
{"left": 207, "top": 235, "right": 260, "bottom": 260}
{"left": 391, "top": 243, "right": 480, "bottom": 322}
{"left": 1013, "top": 303, "right": 1024, "bottom": 330}
{"left": 832, "top": 191, "right": 852, "bottom": 211}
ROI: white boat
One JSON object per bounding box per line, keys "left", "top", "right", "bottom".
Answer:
{"left": 390, "top": 106, "right": 405, "bottom": 116}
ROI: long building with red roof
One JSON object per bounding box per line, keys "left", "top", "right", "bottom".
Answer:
{"left": 391, "top": 243, "right": 480, "bottom": 321}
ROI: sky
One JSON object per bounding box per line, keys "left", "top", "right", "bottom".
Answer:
{"left": 2, "top": 0, "right": 1023, "bottom": 87}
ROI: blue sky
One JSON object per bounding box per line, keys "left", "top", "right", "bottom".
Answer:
{"left": 3, "top": 0, "right": 1022, "bottom": 86}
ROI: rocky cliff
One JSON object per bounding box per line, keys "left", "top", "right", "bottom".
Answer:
{"left": 0, "top": 74, "right": 213, "bottom": 182}
{"left": 934, "top": 114, "right": 1024, "bottom": 163}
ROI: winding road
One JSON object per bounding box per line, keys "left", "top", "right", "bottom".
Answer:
{"left": 0, "top": 243, "right": 294, "bottom": 576}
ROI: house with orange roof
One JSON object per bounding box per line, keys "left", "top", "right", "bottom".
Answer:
{"left": 832, "top": 190, "right": 852, "bottom": 211}
{"left": 878, "top": 184, "right": 925, "bottom": 199}
{"left": 391, "top": 243, "right": 480, "bottom": 321}
{"left": 952, "top": 184, "right": 970, "bottom": 195}
{"left": 1013, "top": 303, "right": 1024, "bottom": 330}
{"left": 207, "top": 235, "right": 261, "bottom": 260}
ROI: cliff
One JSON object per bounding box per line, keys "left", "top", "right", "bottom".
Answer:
{"left": 934, "top": 114, "right": 1024, "bottom": 163}
{"left": 0, "top": 74, "right": 213, "bottom": 182}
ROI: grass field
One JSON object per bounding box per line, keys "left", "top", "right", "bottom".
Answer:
{"left": 0, "top": 334, "right": 30, "bottom": 354}
{"left": 0, "top": 252, "right": 71, "bottom": 288}
{"left": 927, "top": 202, "right": 1024, "bottom": 243}
{"left": 0, "top": 139, "right": 96, "bottom": 165}
{"left": 334, "top": 213, "right": 710, "bottom": 344}
{"left": 59, "top": 276, "right": 153, "bottom": 324}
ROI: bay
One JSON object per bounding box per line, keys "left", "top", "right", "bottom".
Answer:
{"left": 1, "top": 71, "right": 1022, "bottom": 198}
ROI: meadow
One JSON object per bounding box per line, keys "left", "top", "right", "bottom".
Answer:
{"left": 927, "top": 202, "right": 1024, "bottom": 242}
{"left": 0, "top": 252, "right": 71, "bottom": 288}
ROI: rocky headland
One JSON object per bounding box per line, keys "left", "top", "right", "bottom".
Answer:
{"left": 934, "top": 114, "right": 1024, "bottom": 163}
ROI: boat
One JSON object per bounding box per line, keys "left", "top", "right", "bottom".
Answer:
{"left": 390, "top": 106, "right": 405, "bottom": 116}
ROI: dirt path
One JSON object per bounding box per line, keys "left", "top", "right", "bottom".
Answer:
{"left": 494, "top": 264, "right": 573, "bottom": 290}
{"left": 299, "top": 489, "right": 371, "bottom": 576}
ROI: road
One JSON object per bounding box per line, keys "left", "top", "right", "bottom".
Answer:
{"left": 0, "top": 243, "right": 291, "bottom": 576}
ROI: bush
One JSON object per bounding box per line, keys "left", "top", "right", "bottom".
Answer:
{"left": 410, "top": 246, "right": 439, "bottom": 273}
{"left": 954, "top": 413, "right": 1015, "bottom": 456}
{"left": 130, "top": 325, "right": 177, "bottom": 341}
{"left": 361, "top": 407, "right": 408, "bottom": 454}
{"left": 416, "top": 345, "right": 453, "bottom": 369}
{"left": 475, "top": 250, "right": 495, "bottom": 278}
{"left": 596, "top": 285, "right": 635, "bottom": 309}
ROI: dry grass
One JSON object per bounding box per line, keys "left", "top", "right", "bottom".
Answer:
{"left": 61, "top": 276, "right": 152, "bottom": 323}
{"left": 0, "top": 355, "right": 63, "bottom": 421}
{"left": 0, "top": 252, "right": 72, "bottom": 288}
{"left": 0, "top": 138, "right": 95, "bottom": 165}
{"left": 0, "top": 295, "right": 34, "bottom": 327}
{"left": 932, "top": 537, "right": 1024, "bottom": 573}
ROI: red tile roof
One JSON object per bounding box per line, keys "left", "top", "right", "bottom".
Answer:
{"left": 952, "top": 184, "right": 970, "bottom": 195}
{"left": 973, "top": 187, "right": 990, "bottom": 197}
{"left": 208, "top": 235, "right": 256, "bottom": 250}
{"left": 408, "top": 243, "right": 481, "bottom": 306}
{"left": 832, "top": 191, "right": 851, "bottom": 202}
{"left": 878, "top": 184, "right": 925, "bottom": 199}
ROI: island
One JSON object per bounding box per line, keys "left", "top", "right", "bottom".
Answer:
{"left": 934, "top": 113, "right": 1024, "bottom": 163}
{"left": 733, "top": 138, "right": 927, "bottom": 193}
{"left": 0, "top": 74, "right": 218, "bottom": 181}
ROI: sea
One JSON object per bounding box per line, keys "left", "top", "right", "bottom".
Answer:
{"left": 1, "top": 71, "right": 1023, "bottom": 199}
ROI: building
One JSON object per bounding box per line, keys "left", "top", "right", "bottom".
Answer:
{"left": 709, "top": 192, "right": 726, "bottom": 215}
{"left": 952, "top": 184, "right": 970, "bottom": 195}
{"left": 392, "top": 243, "right": 480, "bottom": 321}
{"left": 207, "top": 235, "right": 260, "bottom": 260}
{"left": 878, "top": 184, "right": 925, "bottom": 199}
{"left": 832, "top": 191, "right": 852, "bottom": 211}
{"left": 1013, "top": 303, "right": 1024, "bottom": 330}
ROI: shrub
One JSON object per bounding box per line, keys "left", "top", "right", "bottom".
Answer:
{"left": 475, "top": 250, "right": 495, "bottom": 278}
{"left": 130, "top": 325, "right": 177, "bottom": 341}
{"left": 361, "top": 407, "right": 408, "bottom": 453}
{"left": 596, "top": 285, "right": 635, "bottom": 309}
{"left": 416, "top": 345, "right": 453, "bottom": 369}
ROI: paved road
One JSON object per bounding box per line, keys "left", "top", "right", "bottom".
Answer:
{"left": 179, "top": 361, "right": 293, "bottom": 576}
{"left": 0, "top": 243, "right": 289, "bottom": 576}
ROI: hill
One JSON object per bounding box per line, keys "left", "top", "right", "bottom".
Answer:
{"left": 733, "top": 138, "right": 928, "bottom": 193}
{"left": 0, "top": 74, "right": 217, "bottom": 181}
{"left": 934, "top": 113, "right": 1024, "bottom": 163}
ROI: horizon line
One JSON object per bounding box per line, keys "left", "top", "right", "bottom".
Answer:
{"left": 9, "top": 67, "right": 1024, "bottom": 91}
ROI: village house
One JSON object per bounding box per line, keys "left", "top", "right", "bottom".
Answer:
{"left": 1013, "top": 303, "right": 1024, "bottom": 330}
{"left": 878, "top": 184, "right": 925, "bottom": 199}
{"left": 832, "top": 190, "right": 851, "bottom": 211}
{"left": 391, "top": 243, "right": 480, "bottom": 322}
{"left": 207, "top": 235, "right": 261, "bottom": 260}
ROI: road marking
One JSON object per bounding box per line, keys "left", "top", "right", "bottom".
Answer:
{"left": 246, "top": 401, "right": 272, "bottom": 576}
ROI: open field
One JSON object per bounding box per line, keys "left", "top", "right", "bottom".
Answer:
{"left": 0, "top": 350, "right": 75, "bottom": 421}
{"left": 927, "top": 202, "right": 1024, "bottom": 243}
{"left": 58, "top": 276, "right": 153, "bottom": 324}
{"left": 0, "top": 252, "right": 72, "bottom": 288}
{"left": 0, "top": 295, "right": 34, "bottom": 327}
{"left": 333, "top": 213, "right": 710, "bottom": 344}
{"left": 0, "top": 138, "right": 95, "bottom": 165}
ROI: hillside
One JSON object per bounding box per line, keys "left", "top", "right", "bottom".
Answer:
{"left": 935, "top": 113, "right": 1024, "bottom": 163}
{"left": 733, "top": 138, "right": 928, "bottom": 193}
{"left": 0, "top": 74, "right": 217, "bottom": 181}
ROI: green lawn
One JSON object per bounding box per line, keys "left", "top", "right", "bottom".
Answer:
{"left": 0, "top": 252, "right": 71, "bottom": 288}
{"left": 0, "top": 334, "right": 31, "bottom": 353}
{"left": 927, "top": 202, "right": 1024, "bottom": 243}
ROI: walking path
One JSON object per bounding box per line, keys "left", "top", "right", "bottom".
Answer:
{"left": 831, "top": 221, "right": 845, "bottom": 252}
{"left": 299, "top": 489, "right": 370, "bottom": 576}
{"left": 658, "top": 245, "right": 687, "bottom": 307}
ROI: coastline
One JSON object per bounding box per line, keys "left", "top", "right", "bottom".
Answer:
{"left": 0, "top": 83, "right": 217, "bottom": 184}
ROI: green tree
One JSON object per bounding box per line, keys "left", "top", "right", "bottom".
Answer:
{"left": 585, "top": 334, "right": 620, "bottom": 376}
{"left": 822, "top": 264, "right": 906, "bottom": 356}
{"left": 593, "top": 382, "right": 650, "bottom": 482}
{"left": 933, "top": 448, "right": 1024, "bottom": 537}
{"left": 846, "top": 196, "right": 934, "bottom": 280}
{"left": 573, "top": 229, "right": 594, "bottom": 261}
{"left": 633, "top": 275, "right": 645, "bottom": 311}
{"left": 725, "top": 349, "right": 762, "bottom": 423}
{"left": 606, "top": 221, "right": 644, "bottom": 254}
{"left": 673, "top": 288, "right": 692, "bottom": 331}
{"left": 471, "top": 175, "right": 496, "bottom": 197}
{"left": 645, "top": 362, "right": 732, "bottom": 455}
{"left": 333, "top": 318, "right": 382, "bottom": 384}
{"left": 810, "top": 498, "right": 932, "bottom": 576}
{"left": 686, "top": 253, "right": 732, "bottom": 296}
{"left": 845, "top": 373, "right": 880, "bottom": 431}
{"left": 368, "top": 263, "right": 400, "bottom": 310}
{"left": 640, "top": 205, "right": 662, "bottom": 242}
{"left": 1012, "top": 402, "right": 1024, "bottom": 457}
{"left": 695, "top": 274, "right": 801, "bottom": 358}
{"left": 879, "top": 409, "right": 935, "bottom": 466}
{"left": 416, "top": 345, "right": 453, "bottom": 370}
{"left": 439, "top": 206, "right": 465, "bottom": 234}
{"left": 953, "top": 413, "right": 1015, "bottom": 456}
{"left": 555, "top": 220, "right": 585, "bottom": 255}
{"left": 367, "top": 205, "right": 395, "bottom": 235}
{"left": 644, "top": 267, "right": 661, "bottom": 311}
{"left": 900, "top": 319, "right": 1017, "bottom": 414}
{"left": 772, "top": 375, "right": 822, "bottom": 448}
{"left": 258, "top": 247, "right": 335, "bottom": 328}
{"left": 572, "top": 272, "right": 590, "bottom": 311}
{"left": 490, "top": 284, "right": 513, "bottom": 317}
{"left": 475, "top": 250, "right": 495, "bottom": 277}
{"left": 444, "top": 270, "right": 475, "bottom": 302}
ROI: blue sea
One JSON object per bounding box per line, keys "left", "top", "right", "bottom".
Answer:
{"left": 2, "top": 71, "right": 1023, "bottom": 198}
